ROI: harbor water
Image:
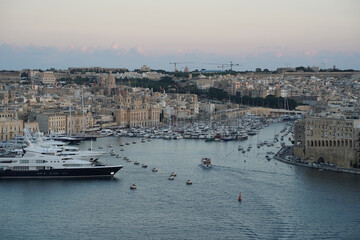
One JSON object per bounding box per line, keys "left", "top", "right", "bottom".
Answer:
{"left": 1, "top": 123, "right": 360, "bottom": 239}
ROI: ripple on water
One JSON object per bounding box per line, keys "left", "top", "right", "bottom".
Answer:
{"left": 1, "top": 123, "right": 360, "bottom": 239}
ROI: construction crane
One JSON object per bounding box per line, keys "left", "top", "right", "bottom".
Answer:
{"left": 204, "top": 61, "right": 241, "bottom": 71}
{"left": 169, "top": 62, "right": 194, "bottom": 72}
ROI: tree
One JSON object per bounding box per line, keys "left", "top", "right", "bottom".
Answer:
{"left": 206, "top": 88, "right": 228, "bottom": 101}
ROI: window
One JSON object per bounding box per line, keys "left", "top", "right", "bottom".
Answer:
{"left": 63, "top": 164, "right": 91, "bottom": 167}
{"left": 13, "top": 166, "right": 29, "bottom": 170}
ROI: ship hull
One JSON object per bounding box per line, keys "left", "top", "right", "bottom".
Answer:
{"left": 0, "top": 166, "right": 123, "bottom": 179}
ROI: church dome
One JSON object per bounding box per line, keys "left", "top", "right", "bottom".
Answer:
{"left": 106, "top": 71, "right": 116, "bottom": 88}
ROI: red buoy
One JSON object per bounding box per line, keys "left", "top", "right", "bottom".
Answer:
{"left": 238, "top": 192, "right": 242, "bottom": 201}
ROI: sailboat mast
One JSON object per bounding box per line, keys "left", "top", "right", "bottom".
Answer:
{"left": 82, "top": 89, "right": 85, "bottom": 133}
{"left": 69, "top": 105, "right": 72, "bottom": 136}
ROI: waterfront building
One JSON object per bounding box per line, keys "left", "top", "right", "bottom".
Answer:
{"left": 0, "top": 118, "right": 23, "bottom": 141}
{"left": 66, "top": 112, "right": 94, "bottom": 134}
{"left": 114, "top": 92, "right": 160, "bottom": 128}
{"left": 294, "top": 116, "right": 360, "bottom": 168}
{"left": 24, "top": 121, "right": 39, "bottom": 133}
{"left": 93, "top": 115, "right": 117, "bottom": 128}
{"left": 29, "top": 113, "right": 67, "bottom": 134}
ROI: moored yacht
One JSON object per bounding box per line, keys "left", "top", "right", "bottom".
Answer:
{"left": 23, "top": 141, "right": 105, "bottom": 162}
{"left": 45, "top": 134, "right": 82, "bottom": 144}
{"left": 0, "top": 152, "right": 123, "bottom": 178}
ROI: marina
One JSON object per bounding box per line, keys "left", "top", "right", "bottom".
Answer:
{"left": 1, "top": 122, "right": 359, "bottom": 239}
{"left": 2, "top": 0, "right": 359, "bottom": 238}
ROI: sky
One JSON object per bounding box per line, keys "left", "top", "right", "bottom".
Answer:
{"left": 0, "top": 0, "right": 359, "bottom": 71}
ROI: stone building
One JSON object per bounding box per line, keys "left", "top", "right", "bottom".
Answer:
{"left": 29, "top": 113, "right": 67, "bottom": 134}
{"left": 164, "top": 93, "right": 199, "bottom": 120}
{"left": 0, "top": 90, "right": 9, "bottom": 105}
{"left": 0, "top": 118, "right": 23, "bottom": 141}
{"left": 24, "top": 121, "right": 40, "bottom": 133}
{"left": 141, "top": 65, "right": 150, "bottom": 72}
{"left": 96, "top": 71, "right": 116, "bottom": 95}
{"left": 66, "top": 112, "right": 94, "bottom": 134}
{"left": 114, "top": 93, "right": 160, "bottom": 128}
{"left": 38, "top": 71, "right": 57, "bottom": 85}
{"left": 0, "top": 71, "right": 21, "bottom": 83}
{"left": 293, "top": 116, "right": 360, "bottom": 168}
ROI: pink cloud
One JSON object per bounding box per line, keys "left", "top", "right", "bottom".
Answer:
{"left": 136, "top": 46, "right": 146, "bottom": 56}
{"left": 304, "top": 50, "right": 318, "bottom": 57}
{"left": 112, "top": 43, "right": 119, "bottom": 50}
{"left": 80, "top": 46, "right": 94, "bottom": 54}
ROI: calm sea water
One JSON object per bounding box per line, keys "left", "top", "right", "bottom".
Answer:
{"left": 1, "top": 123, "right": 360, "bottom": 240}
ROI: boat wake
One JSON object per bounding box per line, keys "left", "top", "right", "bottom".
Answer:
{"left": 211, "top": 165, "right": 292, "bottom": 177}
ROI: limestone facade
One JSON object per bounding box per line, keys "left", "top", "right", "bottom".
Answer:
{"left": 294, "top": 116, "right": 360, "bottom": 168}
{"left": 66, "top": 113, "right": 94, "bottom": 134}
{"left": 0, "top": 118, "right": 23, "bottom": 141}
{"left": 114, "top": 94, "right": 160, "bottom": 128}
{"left": 29, "top": 113, "right": 67, "bottom": 134}
{"left": 96, "top": 71, "right": 116, "bottom": 95}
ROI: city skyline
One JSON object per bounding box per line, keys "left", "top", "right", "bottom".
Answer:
{"left": 1, "top": 0, "right": 359, "bottom": 70}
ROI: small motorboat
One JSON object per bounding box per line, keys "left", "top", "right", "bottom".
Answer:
{"left": 186, "top": 180, "right": 192, "bottom": 185}
{"left": 168, "top": 176, "right": 175, "bottom": 180}
{"left": 141, "top": 164, "right": 147, "bottom": 168}
{"left": 170, "top": 172, "right": 177, "bottom": 177}
{"left": 130, "top": 184, "right": 137, "bottom": 190}
{"left": 134, "top": 161, "right": 140, "bottom": 165}
{"left": 201, "top": 157, "right": 212, "bottom": 168}
{"left": 152, "top": 168, "right": 158, "bottom": 172}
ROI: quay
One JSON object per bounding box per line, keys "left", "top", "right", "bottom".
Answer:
{"left": 274, "top": 146, "right": 360, "bottom": 175}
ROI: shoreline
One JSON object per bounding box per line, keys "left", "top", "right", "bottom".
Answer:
{"left": 274, "top": 146, "right": 360, "bottom": 175}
